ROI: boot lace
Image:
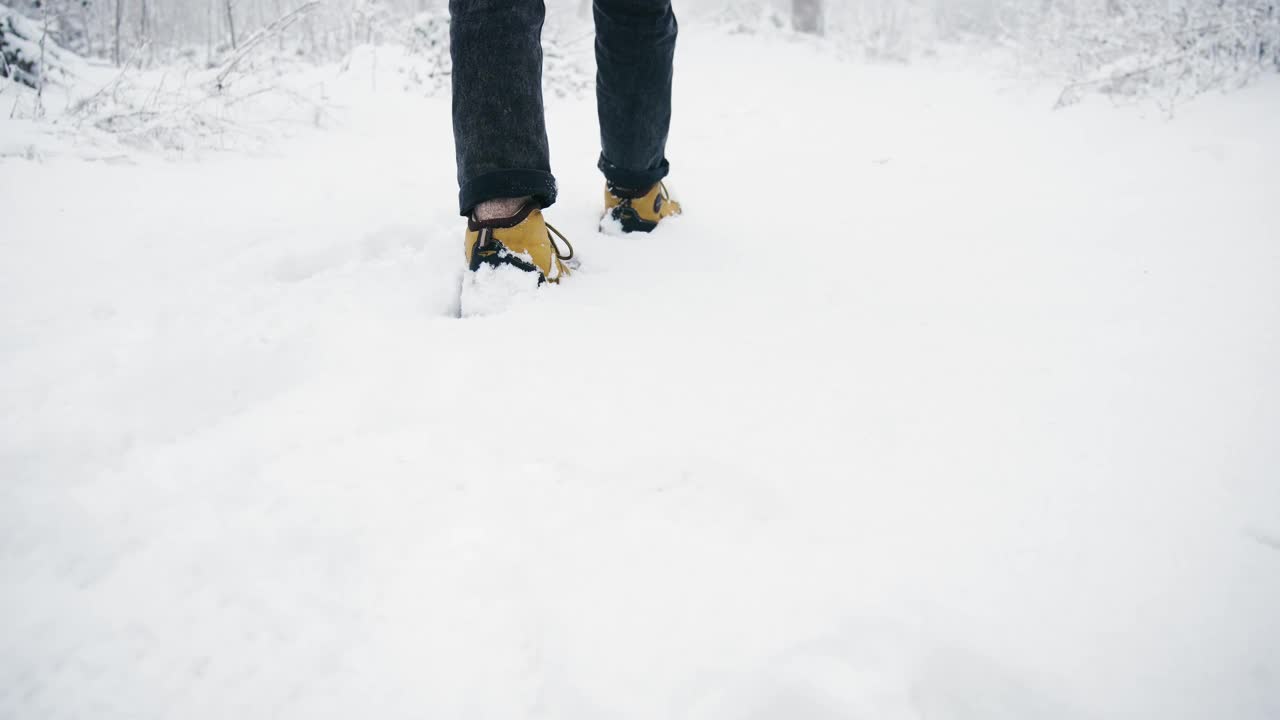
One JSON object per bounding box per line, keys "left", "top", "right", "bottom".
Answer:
{"left": 545, "top": 222, "right": 574, "bottom": 261}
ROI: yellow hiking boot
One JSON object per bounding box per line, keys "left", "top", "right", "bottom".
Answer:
{"left": 461, "top": 202, "right": 573, "bottom": 316}
{"left": 602, "top": 181, "right": 682, "bottom": 233}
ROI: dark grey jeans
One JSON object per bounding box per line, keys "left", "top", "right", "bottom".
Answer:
{"left": 449, "top": 0, "right": 677, "bottom": 215}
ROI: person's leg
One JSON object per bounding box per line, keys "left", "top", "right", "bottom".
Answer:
{"left": 593, "top": 0, "right": 677, "bottom": 191}
{"left": 449, "top": 0, "right": 556, "bottom": 216}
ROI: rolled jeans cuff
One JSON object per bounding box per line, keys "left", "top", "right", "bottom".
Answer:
{"left": 458, "top": 169, "right": 558, "bottom": 216}
{"left": 597, "top": 154, "right": 670, "bottom": 192}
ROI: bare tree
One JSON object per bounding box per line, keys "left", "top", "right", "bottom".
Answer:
{"left": 793, "top": 0, "right": 823, "bottom": 36}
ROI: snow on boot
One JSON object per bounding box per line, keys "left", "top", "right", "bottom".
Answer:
{"left": 601, "top": 181, "right": 682, "bottom": 234}
{"left": 461, "top": 202, "right": 573, "bottom": 317}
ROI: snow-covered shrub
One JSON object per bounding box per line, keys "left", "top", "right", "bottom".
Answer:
{"left": 53, "top": 3, "right": 331, "bottom": 153}
{"left": 1041, "top": 1, "right": 1280, "bottom": 106}
{"left": 61, "top": 58, "right": 331, "bottom": 153}
{"left": 349, "top": 6, "right": 590, "bottom": 99}
{"left": 393, "top": 9, "right": 450, "bottom": 94}
{"left": 925, "top": 0, "right": 1280, "bottom": 103}
{"left": 1, "top": 5, "right": 77, "bottom": 89}
{"left": 700, "top": 0, "right": 1279, "bottom": 103}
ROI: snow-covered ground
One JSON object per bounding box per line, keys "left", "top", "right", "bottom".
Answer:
{"left": 3, "top": 25, "right": 1279, "bottom": 720}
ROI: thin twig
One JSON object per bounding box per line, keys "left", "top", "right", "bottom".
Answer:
{"left": 69, "top": 42, "right": 147, "bottom": 124}
{"left": 215, "top": 1, "right": 319, "bottom": 90}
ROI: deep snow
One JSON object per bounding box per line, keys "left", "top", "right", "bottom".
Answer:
{"left": 2, "top": 26, "right": 1279, "bottom": 720}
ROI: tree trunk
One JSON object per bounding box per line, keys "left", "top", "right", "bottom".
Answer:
{"left": 206, "top": 0, "right": 213, "bottom": 64}
{"left": 79, "top": 0, "right": 93, "bottom": 57}
{"left": 35, "top": 1, "right": 48, "bottom": 117}
{"left": 793, "top": 0, "right": 823, "bottom": 35}
{"left": 113, "top": 0, "right": 123, "bottom": 65}
{"left": 225, "top": 0, "right": 237, "bottom": 50}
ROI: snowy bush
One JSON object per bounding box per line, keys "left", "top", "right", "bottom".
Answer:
{"left": 901, "top": 0, "right": 1280, "bottom": 103}
{"left": 400, "top": 9, "right": 449, "bottom": 93}
{"left": 339, "top": 6, "right": 590, "bottom": 99}
{"left": 341, "top": 9, "right": 452, "bottom": 96}
{"left": 1039, "top": 1, "right": 1280, "bottom": 106}
{"left": 1, "top": 5, "right": 76, "bottom": 89}
{"left": 62, "top": 63, "right": 313, "bottom": 152}
{"left": 704, "top": 0, "right": 1280, "bottom": 101}
{"left": 40, "top": 2, "right": 332, "bottom": 153}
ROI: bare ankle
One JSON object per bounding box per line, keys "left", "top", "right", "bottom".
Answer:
{"left": 473, "top": 196, "right": 531, "bottom": 222}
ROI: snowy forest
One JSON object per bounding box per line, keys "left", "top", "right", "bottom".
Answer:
{"left": 1, "top": 0, "right": 1277, "bottom": 150}
{"left": 3, "top": 0, "right": 1278, "bottom": 718}
{"left": 4, "top": 0, "right": 1279, "bottom": 93}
